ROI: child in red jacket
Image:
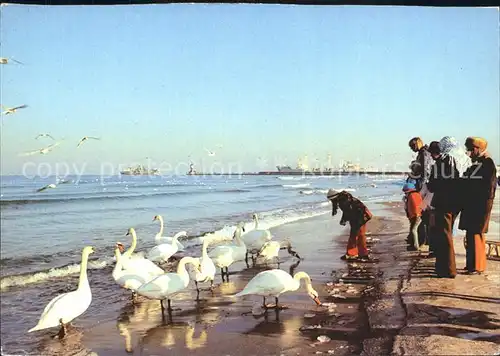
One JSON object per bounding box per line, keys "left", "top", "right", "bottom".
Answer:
{"left": 403, "top": 182, "right": 423, "bottom": 251}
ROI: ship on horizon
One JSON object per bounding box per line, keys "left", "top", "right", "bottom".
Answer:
{"left": 274, "top": 155, "right": 362, "bottom": 175}
{"left": 120, "top": 164, "right": 160, "bottom": 176}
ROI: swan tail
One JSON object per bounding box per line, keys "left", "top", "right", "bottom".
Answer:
{"left": 28, "top": 324, "right": 42, "bottom": 333}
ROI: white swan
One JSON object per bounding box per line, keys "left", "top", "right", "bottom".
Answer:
{"left": 118, "top": 228, "right": 164, "bottom": 278}
{"left": 153, "top": 215, "right": 185, "bottom": 251}
{"left": 234, "top": 269, "right": 322, "bottom": 309}
{"left": 187, "top": 238, "right": 216, "bottom": 296}
{"left": 208, "top": 222, "right": 246, "bottom": 282}
{"left": 28, "top": 246, "right": 95, "bottom": 338}
{"left": 241, "top": 213, "right": 272, "bottom": 263}
{"left": 136, "top": 256, "right": 201, "bottom": 315}
{"left": 113, "top": 244, "right": 150, "bottom": 303}
{"left": 147, "top": 230, "right": 187, "bottom": 263}
{"left": 257, "top": 240, "right": 281, "bottom": 265}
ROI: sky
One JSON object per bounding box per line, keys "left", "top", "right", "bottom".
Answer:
{"left": 0, "top": 5, "right": 499, "bottom": 175}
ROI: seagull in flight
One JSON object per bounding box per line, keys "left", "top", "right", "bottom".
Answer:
{"left": 204, "top": 148, "right": 216, "bottom": 157}
{"left": 36, "top": 183, "right": 57, "bottom": 193}
{"left": 20, "top": 142, "right": 61, "bottom": 156}
{"left": 35, "top": 133, "right": 55, "bottom": 140}
{"left": 77, "top": 136, "right": 100, "bottom": 148}
{"left": 1, "top": 104, "right": 28, "bottom": 115}
{"left": 0, "top": 57, "right": 24, "bottom": 65}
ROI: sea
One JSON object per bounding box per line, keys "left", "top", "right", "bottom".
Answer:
{"left": 0, "top": 173, "right": 406, "bottom": 354}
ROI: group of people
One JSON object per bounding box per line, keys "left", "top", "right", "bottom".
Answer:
{"left": 404, "top": 136, "right": 497, "bottom": 278}
{"left": 324, "top": 136, "right": 497, "bottom": 279}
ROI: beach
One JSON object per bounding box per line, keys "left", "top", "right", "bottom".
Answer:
{"left": 1, "top": 175, "right": 499, "bottom": 356}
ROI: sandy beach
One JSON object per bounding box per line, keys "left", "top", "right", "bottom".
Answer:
{"left": 4, "top": 197, "right": 498, "bottom": 356}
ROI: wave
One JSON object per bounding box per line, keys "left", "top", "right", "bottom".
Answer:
{"left": 0, "top": 258, "right": 111, "bottom": 291}
{"left": 282, "top": 183, "right": 311, "bottom": 189}
{"left": 299, "top": 187, "right": 356, "bottom": 196}
{"left": 0, "top": 202, "right": 331, "bottom": 291}
{"left": 0, "top": 188, "right": 252, "bottom": 207}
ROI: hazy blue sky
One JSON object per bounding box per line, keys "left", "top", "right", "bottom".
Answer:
{"left": 1, "top": 5, "right": 498, "bottom": 175}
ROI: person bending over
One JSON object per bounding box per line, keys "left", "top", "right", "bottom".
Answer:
{"left": 327, "top": 189, "right": 373, "bottom": 262}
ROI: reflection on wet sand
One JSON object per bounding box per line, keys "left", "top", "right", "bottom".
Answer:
{"left": 115, "top": 293, "right": 222, "bottom": 354}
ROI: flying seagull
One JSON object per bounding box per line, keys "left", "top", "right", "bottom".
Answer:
{"left": 1, "top": 104, "right": 28, "bottom": 115}
{"left": 35, "top": 133, "right": 55, "bottom": 140}
{"left": 0, "top": 57, "right": 24, "bottom": 65}
{"left": 77, "top": 136, "right": 100, "bottom": 148}
{"left": 204, "top": 148, "right": 216, "bottom": 157}
{"left": 20, "top": 142, "right": 61, "bottom": 156}
{"left": 36, "top": 183, "right": 57, "bottom": 193}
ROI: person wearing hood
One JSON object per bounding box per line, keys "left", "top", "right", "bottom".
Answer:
{"left": 459, "top": 137, "right": 497, "bottom": 275}
{"left": 426, "top": 140, "right": 461, "bottom": 278}
{"left": 326, "top": 189, "right": 373, "bottom": 262}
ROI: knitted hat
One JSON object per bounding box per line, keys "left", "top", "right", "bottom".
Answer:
{"left": 326, "top": 189, "right": 340, "bottom": 200}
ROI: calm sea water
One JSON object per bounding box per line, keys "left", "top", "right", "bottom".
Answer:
{"left": 0, "top": 173, "right": 404, "bottom": 354}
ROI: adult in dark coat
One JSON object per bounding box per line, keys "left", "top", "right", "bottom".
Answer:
{"left": 459, "top": 137, "right": 497, "bottom": 275}
{"left": 327, "top": 189, "right": 373, "bottom": 262}
{"left": 426, "top": 141, "right": 460, "bottom": 278}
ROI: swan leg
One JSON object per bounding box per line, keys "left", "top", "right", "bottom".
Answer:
{"left": 220, "top": 268, "right": 225, "bottom": 282}
{"left": 262, "top": 296, "right": 267, "bottom": 309}
{"left": 275, "top": 256, "right": 281, "bottom": 267}
{"left": 195, "top": 282, "right": 200, "bottom": 301}
{"left": 245, "top": 252, "right": 249, "bottom": 266}
{"left": 56, "top": 319, "right": 67, "bottom": 339}
{"left": 167, "top": 299, "right": 172, "bottom": 312}
{"left": 132, "top": 292, "right": 137, "bottom": 304}
{"left": 160, "top": 300, "right": 165, "bottom": 316}
{"left": 225, "top": 267, "right": 230, "bottom": 282}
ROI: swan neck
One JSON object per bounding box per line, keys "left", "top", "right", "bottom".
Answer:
{"left": 254, "top": 215, "right": 259, "bottom": 229}
{"left": 293, "top": 271, "right": 312, "bottom": 292}
{"left": 177, "top": 257, "right": 196, "bottom": 275}
{"left": 202, "top": 240, "right": 210, "bottom": 258}
{"left": 158, "top": 216, "right": 164, "bottom": 236}
{"left": 113, "top": 248, "right": 122, "bottom": 278}
{"left": 126, "top": 230, "right": 137, "bottom": 257}
{"left": 78, "top": 251, "right": 91, "bottom": 290}
{"left": 234, "top": 228, "right": 245, "bottom": 247}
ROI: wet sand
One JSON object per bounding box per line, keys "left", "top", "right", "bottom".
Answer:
{"left": 23, "top": 205, "right": 398, "bottom": 356}
{"left": 13, "top": 198, "right": 499, "bottom": 356}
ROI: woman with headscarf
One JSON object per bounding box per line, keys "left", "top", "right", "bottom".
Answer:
{"left": 459, "top": 137, "right": 497, "bottom": 275}
{"left": 326, "top": 189, "right": 373, "bottom": 262}
{"left": 426, "top": 140, "right": 461, "bottom": 278}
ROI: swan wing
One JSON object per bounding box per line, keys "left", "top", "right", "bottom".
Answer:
{"left": 147, "top": 244, "right": 177, "bottom": 263}
{"left": 115, "top": 272, "right": 148, "bottom": 291}
{"left": 29, "top": 289, "right": 91, "bottom": 332}
{"left": 137, "top": 273, "right": 185, "bottom": 299}
{"left": 123, "top": 256, "right": 164, "bottom": 276}
{"left": 234, "top": 270, "right": 291, "bottom": 298}
{"left": 259, "top": 241, "right": 281, "bottom": 259}
{"left": 155, "top": 236, "right": 185, "bottom": 250}
{"left": 242, "top": 230, "right": 272, "bottom": 250}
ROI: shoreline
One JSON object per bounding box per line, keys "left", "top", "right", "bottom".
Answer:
{"left": 4, "top": 198, "right": 499, "bottom": 355}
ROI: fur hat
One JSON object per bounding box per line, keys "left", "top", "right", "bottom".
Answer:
{"left": 465, "top": 137, "right": 487, "bottom": 152}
